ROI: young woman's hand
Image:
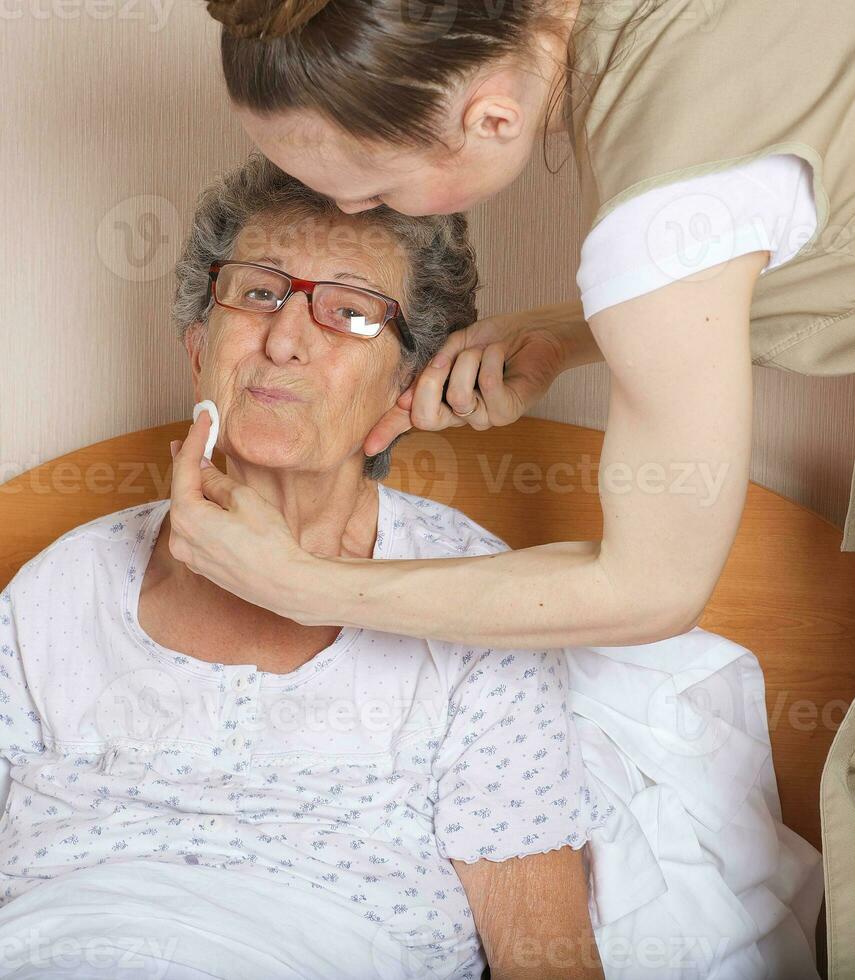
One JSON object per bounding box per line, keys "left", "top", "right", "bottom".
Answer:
{"left": 362, "top": 301, "right": 603, "bottom": 456}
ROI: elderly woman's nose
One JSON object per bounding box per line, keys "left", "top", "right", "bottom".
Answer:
{"left": 263, "top": 292, "right": 314, "bottom": 363}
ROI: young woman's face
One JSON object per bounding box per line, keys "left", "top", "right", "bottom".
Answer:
{"left": 231, "top": 9, "right": 577, "bottom": 217}
{"left": 235, "top": 103, "right": 538, "bottom": 217}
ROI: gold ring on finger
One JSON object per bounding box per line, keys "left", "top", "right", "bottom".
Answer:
{"left": 451, "top": 397, "right": 480, "bottom": 418}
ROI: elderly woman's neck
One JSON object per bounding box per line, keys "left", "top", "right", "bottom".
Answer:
{"left": 225, "top": 457, "right": 381, "bottom": 560}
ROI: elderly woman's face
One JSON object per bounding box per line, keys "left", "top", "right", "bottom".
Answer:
{"left": 187, "top": 210, "right": 410, "bottom": 472}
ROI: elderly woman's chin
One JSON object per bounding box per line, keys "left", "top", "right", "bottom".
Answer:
{"left": 221, "top": 413, "right": 360, "bottom": 474}
{"left": 218, "top": 411, "right": 305, "bottom": 469}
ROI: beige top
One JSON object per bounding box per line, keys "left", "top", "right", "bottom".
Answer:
{"left": 565, "top": 0, "right": 855, "bottom": 547}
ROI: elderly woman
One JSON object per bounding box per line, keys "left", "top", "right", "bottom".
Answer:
{"left": 0, "top": 154, "right": 607, "bottom": 979}
{"left": 0, "top": 155, "right": 825, "bottom": 980}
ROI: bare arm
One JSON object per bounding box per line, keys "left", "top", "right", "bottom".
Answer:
{"left": 517, "top": 297, "right": 607, "bottom": 371}
{"left": 453, "top": 848, "right": 604, "bottom": 980}
{"left": 304, "top": 251, "right": 766, "bottom": 646}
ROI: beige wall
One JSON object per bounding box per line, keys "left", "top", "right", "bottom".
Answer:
{"left": 2, "top": 1, "right": 853, "bottom": 535}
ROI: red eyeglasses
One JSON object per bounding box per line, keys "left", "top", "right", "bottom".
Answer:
{"left": 207, "top": 261, "right": 415, "bottom": 352}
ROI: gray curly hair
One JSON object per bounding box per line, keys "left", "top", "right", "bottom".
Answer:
{"left": 172, "top": 152, "right": 479, "bottom": 479}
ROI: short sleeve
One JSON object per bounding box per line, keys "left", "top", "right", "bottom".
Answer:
{"left": 0, "top": 587, "right": 46, "bottom": 762}
{"left": 577, "top": 153, "right": 818, "bottom": 320}
{"left": 431, "top": 647, "right": 612, "bottom": 863}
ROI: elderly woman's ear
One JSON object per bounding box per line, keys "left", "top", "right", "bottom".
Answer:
{"left": 183, "top": 323, "right": 207, "bottom": 395}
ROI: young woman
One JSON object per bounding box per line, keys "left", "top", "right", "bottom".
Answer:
{"left": 169, "top": 0, "right": 855, "bottom": 649}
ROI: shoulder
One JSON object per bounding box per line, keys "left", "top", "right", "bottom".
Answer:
{"left": 2, "top": 501, "right": 168, "bottom": 603}
{"left": 377, "top": 484, "right": 509, "bottom": 560}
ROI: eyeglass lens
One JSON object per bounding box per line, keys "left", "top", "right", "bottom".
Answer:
{"left": 215, "top": 265, "right": 387, "bottom": 338}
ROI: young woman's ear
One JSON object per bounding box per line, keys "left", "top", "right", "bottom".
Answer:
{"left": 462, "top": 93, "right": 526, "bottom": 144}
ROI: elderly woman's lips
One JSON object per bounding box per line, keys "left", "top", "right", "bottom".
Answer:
{"left": 247, "top": 387, "right": 302, "bottom": 404}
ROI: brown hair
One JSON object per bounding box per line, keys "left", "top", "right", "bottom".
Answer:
{"left": 207, "top": 0, "right": 571, "bottom": 147}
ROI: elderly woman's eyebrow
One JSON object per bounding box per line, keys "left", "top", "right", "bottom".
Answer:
{"left": 331, "top": 270, "right": 385, "bottom": 292}
{"left": 249, "top": 255, "right": 386, "bottom": 293}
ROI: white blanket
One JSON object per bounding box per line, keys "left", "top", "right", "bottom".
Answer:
{"left": 568, "top": 628, "right": 823, "bottom": 979}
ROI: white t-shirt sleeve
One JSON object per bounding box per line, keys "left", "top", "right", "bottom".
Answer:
{"left": 577, "top": 153, "right": 818, "bottom": 320}
{"left": 431, "top": 646, "right": 612, "bottom": 863}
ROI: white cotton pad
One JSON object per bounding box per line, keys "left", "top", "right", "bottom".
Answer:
{"left": 193, "top": 400, "right": 220, "bottom": 460}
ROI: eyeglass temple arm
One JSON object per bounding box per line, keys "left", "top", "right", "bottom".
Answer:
{"left": 204, "top": 265, "right": 220, "bottom": 309}
{"left": 394, "top": 310, "right": 416, "bottom": 351}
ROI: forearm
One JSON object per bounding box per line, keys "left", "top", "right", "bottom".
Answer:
{"left": 454, "top": 851, "right": 604, "bottom": 980}
{"left": 519, "top": 298, "right": 605, "bottom": 370}
{"left": 299, "top": 540, "right": 690, "bottom": 649}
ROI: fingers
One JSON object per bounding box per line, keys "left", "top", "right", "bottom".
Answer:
{"left": 362, "top": 387, "right": 415, "bottom": 456}
{"left": 477, "top": 342, "right": 519, "bottom": 425}
{"left": 432, "top": 325, "right": 473, "bottom": 363}
{"left": 198, "top": 462, "right": 241, "bottom": 510}
{"left": 444, "top": 348, "right": 493, "bottom": 430}
{"left": 409, "top": 352, "right": 462, "bottom": 431}
{"left": 170, "top": 411, "right": 211, "bottom": 505}
{"left": 444, "top": 349, "right": 482, "bottom": 415}
{"left": 364, "top": 326, "right": 515, "bottom": 454}
{"left": 397, "top": 386, "right": 415, "bottom": 412}
{"left": 407, "top": 328, "right": 476, "bottom": 426}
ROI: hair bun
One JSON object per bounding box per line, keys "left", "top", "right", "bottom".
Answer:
{"left": 207, "top": 0, "right": 333, "bottom": 39}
